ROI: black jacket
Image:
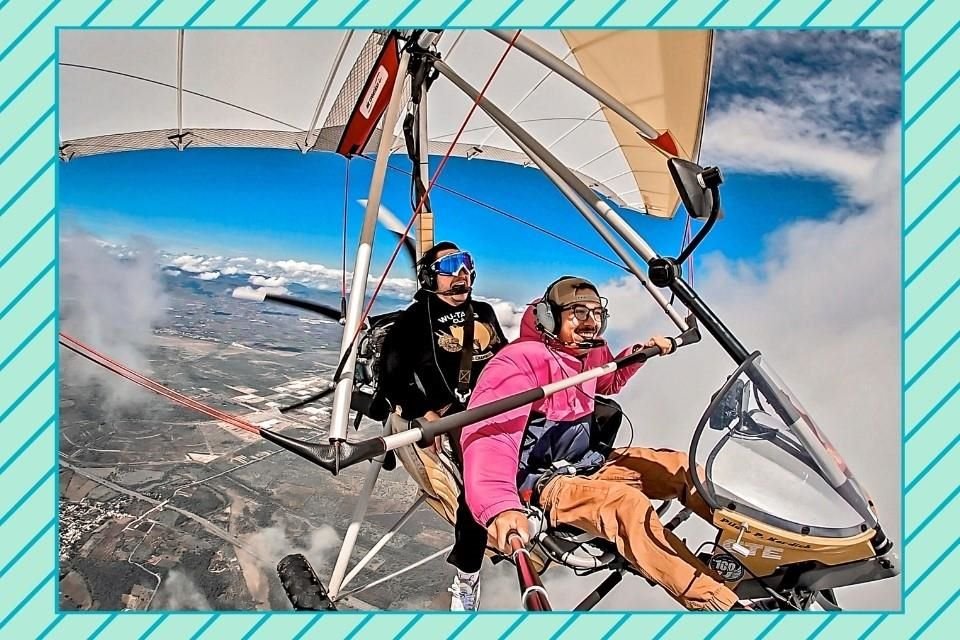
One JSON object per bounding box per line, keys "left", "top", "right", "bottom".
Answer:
{"left": 379, "top": 290, "right": 507, "bottom": 419}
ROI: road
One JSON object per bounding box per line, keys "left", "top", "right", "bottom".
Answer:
{"left": 59, "top": 457, "right": 265, "bottom": 560}
{"left": 59, "top": 457, "right": 377, "bottom": 611}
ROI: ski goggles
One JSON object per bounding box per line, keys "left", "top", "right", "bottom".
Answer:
{"left": 430, "top": 251, "right": 475, "bottom": 277}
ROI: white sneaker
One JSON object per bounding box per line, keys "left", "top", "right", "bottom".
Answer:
{"left": 448, "top": 574, "right": 481, "bottom": 611}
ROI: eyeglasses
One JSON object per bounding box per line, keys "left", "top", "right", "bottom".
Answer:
{"left": 431, "top": 251, "right": 475, "bottom": 276}
{"left": 564, "top": 305, "right": 609, "bottom": 322}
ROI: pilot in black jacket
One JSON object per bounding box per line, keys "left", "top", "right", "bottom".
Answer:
{"left": 379, "top": 241, "right": 507, "bottom": 611}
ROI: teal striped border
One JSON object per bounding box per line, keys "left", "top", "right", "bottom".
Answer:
{"left": 0, "top": 0, "right": 955, "bottom": 638}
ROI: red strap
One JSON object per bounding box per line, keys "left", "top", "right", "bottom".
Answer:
{"left": 349, "top": 31, "right": 522, "bottom": 348}
{"left": 60, "top": 333, "right": 260, "bottom": 436}
{"left": 336, "top": 33, "right": 401, "bottom": 157}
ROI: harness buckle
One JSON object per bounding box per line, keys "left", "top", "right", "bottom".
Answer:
{"left": 551, "top": 459, "right": 578, "bottom": 475}
{"left": 530, "top": 463, "right": 576, "bottom": 507}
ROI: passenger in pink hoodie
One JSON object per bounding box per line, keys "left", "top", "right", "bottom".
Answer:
{"left": 460, "top": 276, "right": 740, "bottom": 611}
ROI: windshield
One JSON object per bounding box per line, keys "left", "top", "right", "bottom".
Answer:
{"left": 691, "top": 352, "right": 875, "bottom": 536}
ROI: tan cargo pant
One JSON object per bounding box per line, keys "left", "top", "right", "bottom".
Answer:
{"left": 537, "top": 446, "right": 739, "bottom": 611}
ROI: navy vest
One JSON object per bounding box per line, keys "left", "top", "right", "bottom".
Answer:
{"left": 516, "top": 413, "right": 606, "bottom": 496}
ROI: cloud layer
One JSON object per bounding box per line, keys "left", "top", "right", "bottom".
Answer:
{"left": 703, "top": 30, "right": 901, "bottom": 198}
{"left": 710, "top": 31, "right": 901, "bottom": 147}
{"left": 597, "top": 126, "right": 901, "bottom": 610}
{"left": 167, "top": 252, "right": 417, "bottom": 299}
{"left": 59, "top": 234, "right": 170, "bottom": 410}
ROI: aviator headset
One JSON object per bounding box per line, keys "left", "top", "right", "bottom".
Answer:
{"left": 534, "top": 276, "right": 608, "bottom": 347}
{"left": 417, "top": 242, "right": 476, "bottom": 293}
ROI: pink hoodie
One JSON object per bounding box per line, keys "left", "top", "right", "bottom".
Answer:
{"left": 460, "top": 304, "right": 645, "bottom": 525}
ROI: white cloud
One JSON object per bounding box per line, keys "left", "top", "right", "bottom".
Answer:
{"left": 701, "top": 98, "right": 878, "bottom": 192}
{"left": 170, "top": 254, "right": 211, "bottom": 273}
{"left": 152, "top": 570, "right": 210, "bottom": 610}
{"left": 162, "top": 252, "right": 417, "bottom": 300}
{"left": 232, "top": 285, "right": 289, "bottom": 299}
{"left": 474, "top": 294, "right": 526, "bottom": 341}
{"left": 249, "top": 274, "right": 287, "bottom": 287}
{"left": 702, "top": 30, "right": 900, "bottom": 202}
{"left": 60, "top": 233, "right": 169, "bottom": 411}
{"left": 598, "top": 126, "right": 901, "bottom": 610}
{"left": 710, "top": 31, "right": 900, "bottom": 147}
{"left": 244, "top": 519, "right": 340, "bottom": 574}
{"left": 196, "top": 271, "right": 220, "bottom": 281}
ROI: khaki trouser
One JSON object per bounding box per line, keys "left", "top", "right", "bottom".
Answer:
{"left": 537, "top": 447, "right": 739, "bottom": 611}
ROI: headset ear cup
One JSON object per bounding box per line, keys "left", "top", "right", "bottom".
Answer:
{"left": 417, "top": 266, "right": 434, "bottom": 291}
{"left": 534, "top": 301, "right": 555, "bottom": 335}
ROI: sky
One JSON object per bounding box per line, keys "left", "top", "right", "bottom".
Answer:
{"left": 59, "top": 29, "right": 903, "bottom": 610}
{"left": 59, "top": 29, "right": 902, "bottom": 305}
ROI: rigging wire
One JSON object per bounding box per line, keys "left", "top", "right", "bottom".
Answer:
{"left": 59, "top": 333, "right": 260, "bottom": 436}
{"left": 669, "top": 215, "right": 696, "bottom": 309}
{"left": 343, "top": 31, "right": 523, "bottom": 351}
{"left": 341, "top": 159, "right": 351, "bottom": 305}
{"left": 357, "top": 154, "right": 630, "bottom": 273}
{"left": 684, "top": 215, "right": 695, "bottom": 287}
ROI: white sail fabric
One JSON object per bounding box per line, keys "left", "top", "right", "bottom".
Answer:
{"left": 59, "top": 29, "right": 712, "bottom": 218}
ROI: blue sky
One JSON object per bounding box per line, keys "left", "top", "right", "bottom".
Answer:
{"left": 56, "top": 29, "right": 905, "bottom": 610}
{"left": 59, "top": 30, "right": 900, "bottom": 305}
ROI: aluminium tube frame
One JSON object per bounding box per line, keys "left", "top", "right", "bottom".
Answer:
{"left": 336, "top": 545, "right": 455, "bottom": 601}
{"left": 338, "top": 493, "right": 428, "bottom": 592}
{"left": 303, "top": 30, "right": 355, "bottom": 152}
{"left": 505, "top": 131, "right": 688, "bottom": 330}
{"left": 327, "top": 421, "right": 392, "bottom": 599}
{"left": 433, "top": 60, "right": 688, "bottom": 331}
{"left": 415, "top": 86, "right": 434, "bottom": 258}
{"left": 474, "top": 91, "right": 687, "bottom": 330}
{"left": 487, "top": 30, "right": 662, "bottom": 142}
{"left": 434, "top": 59, "right": 757, "bottom": 365}
{"left": 476, "top": 33, "right": 753, "bottom": 363}
{"left": 328, "top": 49, "right": 412, "bottom": 444}
{"left": 484, "top": 30, "right": 696, "bottom": 259}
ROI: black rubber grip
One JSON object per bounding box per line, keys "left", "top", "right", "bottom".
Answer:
{"left": 615, "top": 344, "right": 661, "bottom": 369}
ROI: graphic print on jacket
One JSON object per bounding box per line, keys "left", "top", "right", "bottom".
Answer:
{"left": 435, "top": 310, "right": 500, "bottom": 359}
{"left": 379, "top": 292, "right": 507, "bottom": 419}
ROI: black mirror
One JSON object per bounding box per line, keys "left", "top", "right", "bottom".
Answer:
{"left": 667, "top": 158, "right": 720, "bottom": 220}
{"left": 669, "top": 159, "right": 724, "bottom": 266}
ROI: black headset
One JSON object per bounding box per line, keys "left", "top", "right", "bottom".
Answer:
{"left": 416, "top": 262, "right": 438, "bottom": 291}
{"left": 417, "top": 242, "right": 475, "bottom": 292}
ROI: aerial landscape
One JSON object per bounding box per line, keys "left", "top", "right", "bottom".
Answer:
{"left": 52, "top": 27, "right": 903, "bottom": 613}
{"left": 58, "top": 252, "right": 455, "bottom": 611}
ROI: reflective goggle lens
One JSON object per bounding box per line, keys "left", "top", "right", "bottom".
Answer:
{"left": 432, "top": 251, "right": 474, "bottom": 276}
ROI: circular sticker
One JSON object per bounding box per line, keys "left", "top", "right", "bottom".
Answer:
{"left": 709, "top": 553, "right": 745, "bottom": 582}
